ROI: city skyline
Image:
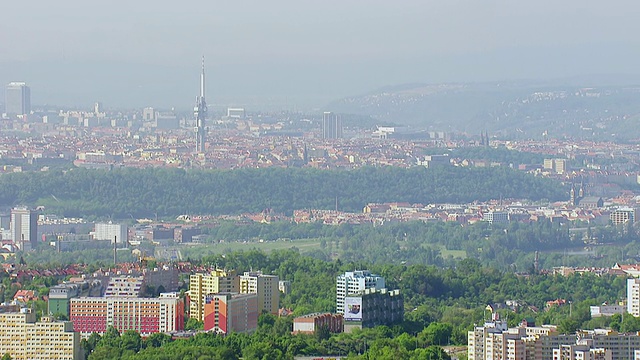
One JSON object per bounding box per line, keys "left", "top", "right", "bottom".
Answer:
{"left": 2, "top": 1, "right": 640, "bottom": 108}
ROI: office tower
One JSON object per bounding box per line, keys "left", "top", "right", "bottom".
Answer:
{"left": 336, "top": 270, "right": 385, "bottom": 314}
{"left": 194, "top": 56, "right": 207, "bottom": 153}
{"left": 4, "top": 82, "right": 31, "bottom": 116}
{"left": 142, "top": 107, "right": 156, "bottom": 121}
{"left": 10, "top": 207, "right": 37, "bottom": 251}
{"left": 93, "top": 223, "right": 128, "bottom": 243}
{"left": 239, "top": 271, "right": 280, "bottom": 314}
{"left": 203, "top": 293, "right": 258, "bottom": 334}
{"left": 70, "top": 293, "right": 184, "bottom": 337}
{"left": 0, "top": 309, "right": 80, "bottom": 360}
{"left": 188, "top": 269, "right": 240, "bottom": 321}
{"left": 322, "top": 111, "right": 342, "bottom": 139}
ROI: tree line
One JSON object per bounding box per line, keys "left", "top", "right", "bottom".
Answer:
{"left": 0, "top": 166, "right": 565, "bottom": 218}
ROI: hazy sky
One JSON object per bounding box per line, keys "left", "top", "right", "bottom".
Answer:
{"left": 2, "top": 0, "right": 640, "bottom": 110}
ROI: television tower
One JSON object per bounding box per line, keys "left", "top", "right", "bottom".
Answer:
{"left": 194, "top": 56, "right": 207, "bottom": 153}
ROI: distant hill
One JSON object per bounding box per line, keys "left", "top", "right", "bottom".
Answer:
{"left": 328, "top": 78, "right": 640, "bottom": 140}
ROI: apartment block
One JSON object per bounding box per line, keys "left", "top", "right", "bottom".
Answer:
{"left": 469, "top": 315, "right": 639, "bottom": 360}
{"left": 0, "top": 309, "right": 80, "bottom": 360}
{"left": 483, "top": 211, "right": 510, "bottom": 224}
{"left": 553, "top": 341, "right": 611, "bottom": 360}
{"left": 629, "top": 278, "right": 640, "bottom": 317}
{"left": 48, "top": 283, "right": 80, "bottom": 319}
{"left": 203, "top": 293, "right": 258, "bottom": 334}
{"left": 293, "top": 313, "right": 343, "bottom": 334}
{"left": 336, "top": 270, "right": 385, "bottom": 315}
{"left": 69, "top": 293, "right": 184, "bottom": 337}
{"left": 343, "top": 287, "right": 403, "bottom": 333}
{"left": 611, "top": 208, "right": 637, "bottom": 225}
{"left": 188, "top": 269, "right": 239, "bottom": 321}
{"left": 103, "top": 276, "right": 144, "bottom": 297}
{"left": 93, "top": 223, "right": 128, "bottom": 243}
{"left": 240, "top": 271, "right": 279, "bottom": 315}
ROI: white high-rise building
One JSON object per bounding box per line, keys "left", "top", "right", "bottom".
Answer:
{"left": 336, "top": 270, "right": 385, "bottom": 314}
{"left": 5, "top": 82, "right": 31, "bottom": 116}
{"left": 10, "top": 207, "right": 37, "bottom": 251}
{"left": 628, "top": 278, "right": 640, "bottom": 317}
{"left": 93, "top": 223, "right": 128, "bottom": 243}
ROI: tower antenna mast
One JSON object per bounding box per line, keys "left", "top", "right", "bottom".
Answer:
{"left": 194, "top": 56, "right": 207, "bottom": 153}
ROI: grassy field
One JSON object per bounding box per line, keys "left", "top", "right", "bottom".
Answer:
{"left": 439, "top": 246, "right": 467, "bottom": 259}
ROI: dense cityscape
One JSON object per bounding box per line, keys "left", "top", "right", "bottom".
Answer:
{"left": 5, "top": 2, "right": 640, "bottom": 358}
{"left": 3, "top": 64, "right": 640, "bottom": 360}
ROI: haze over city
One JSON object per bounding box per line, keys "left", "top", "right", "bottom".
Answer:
{"left": 3, "top": 0, "right": 640, "bottom": 109}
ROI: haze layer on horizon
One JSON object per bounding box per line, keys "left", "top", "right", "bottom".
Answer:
{"left": 2, "top": 0, "right": 640, "bottom": 110}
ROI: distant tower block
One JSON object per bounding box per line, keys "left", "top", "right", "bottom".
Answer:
{"left": 5, "top": 82, "right": 31, "bottom": 116}
{"left": 227, "top": 108, "right": 245, "bottom": 119}
{"left": 194, "top": 56, "right": 208, "bottom": 153}
{"left": 322, "top": 112, "right": 342, "bottom": 139}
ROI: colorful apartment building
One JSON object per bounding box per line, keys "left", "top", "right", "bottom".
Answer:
{"left": 0, "top": 309, "right": 80, "bottom": 360}
{"left": 188, "top": 269, "right": 239, "bottom": 321}
{"left": 239, "top": 271, "right": 279, "bottom": 314}
{"left": 203, "top": 293, "right": 258, "bottom": 334}
{"left": 468, "top": 315, "right": 635, "bottom": 360}
{"left": 70, "top": 292, "right": 184, "bottom": 337}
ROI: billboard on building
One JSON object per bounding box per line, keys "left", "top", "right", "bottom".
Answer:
{"left": 344, "top": 297, "right": 362, "bottom": 321}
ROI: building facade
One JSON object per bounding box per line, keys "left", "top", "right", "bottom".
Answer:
{"left": 203, "top": 293, "right": 258, "bottom": 334}
{"left": 103, "top": 276, "right": 144, "bottom": 297}
{"left": 469, "top": 317, "right": 639, "bottom": 360}
{"left": 188, "top": 269, "right": 240, "bottom": 321}
{"left": 322, "top": 111, "right": 342, "bottom": 139}
{"left": 239, "top": 271, "right": 279, "bottom": 315}
{"left": 343, "top": 288, "right": 403, "bottom": 332}
{"left": 93, "top": 223, "right": 128, "bottom": 243}
{"left": 336, "top": 270, "right": 385, "bottom": 315}
{"left": 10, "top": 207, "right": 38, "bottom": 251}
{"left": 0, "top": 309, "right": 80, "bottom": 360}
{"left": 553, "top": 342, "right": 611, "bottom": 360}
{"left": 483, "top": 211, "right": 510, "bottom": 224}
{"left": 48, "top": 284, "right": 80, "bottom": 319}
{"left": 69, "top": 293, "right": 184, "bottom": 337}
{"left": 293, "top": 313, "right": 343, "bottom": 334}
{"left": 628, "top": 278, "right": 640, "bottom": 317}
{"left": 5, "top": 82, "right": 31, "bottom": 116}
{"left": 611, "top": 208, "right": 637, "bottom": 225}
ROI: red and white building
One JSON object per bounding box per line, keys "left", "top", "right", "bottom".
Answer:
{"left": 70, "top": 292, "right": 184, "bottom": 337}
